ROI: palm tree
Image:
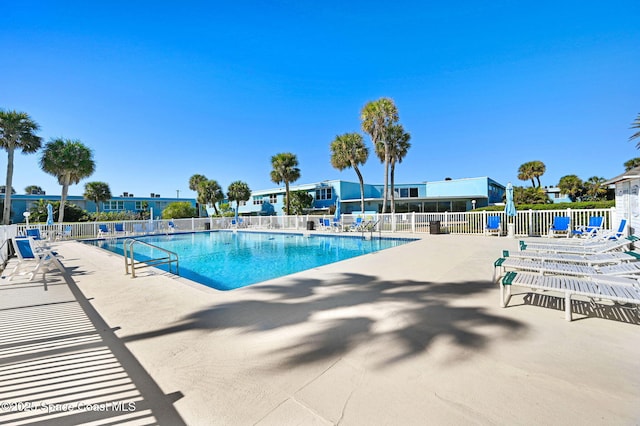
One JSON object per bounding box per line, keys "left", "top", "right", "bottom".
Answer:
{"left": 330, "top": 133, "right": 369, "bottom": 214}
{"left": 557, "top": 175, "right": 584, "bottom": 202}
{"left": 386, "top": 124, "right": 411, "bottom": 214}
{"left": 189, "top": 174, "right": 208, "bottom": 216}
{"left": 40, "top": 138, "right": 95, "bottom": 223}
{"left": 0, "top": 110, "right": 42, "bottom": 224}
{"left": 270, "top": 153, "right": 301, "bottom": 215}
{"left": 630, "top": 113, "right": 640, "bottom": 148}
{"left": 361, "top": 98, "right": 399, "bottom": 213}
{"left": 624, "top": 158, "right": 640, "bottom": 171}
{"left": 24, "top": 185, "right": 43, "bottom": 195}
{"left": 584, "top": 176, "right": 607, "bottom": 201}
{"left": 199, "top": 179, "right": 224, "bottom": 215}
{"left": 227, "top": 180, "right": 251, "bottom": 217}
{"left": 517, "top": 162, "right": 535, "bottom": 187}
{"left": 530, "top": 161, "right": 546, "bottom": 187}
{"left": 84, "top": 181, "right": 112, "bottom": 216}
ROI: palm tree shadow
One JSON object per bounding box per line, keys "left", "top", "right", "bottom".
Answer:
{"left": 122, "top": 273, "right": 526, "bottom": 368}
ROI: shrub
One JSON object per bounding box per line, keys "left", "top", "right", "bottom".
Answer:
{"left": 161, "top": 202, "right": 197, "bottom": 219}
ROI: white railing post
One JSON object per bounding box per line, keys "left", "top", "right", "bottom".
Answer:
{"left": 482, "top": 210, "right": 487, "bottom": 233}
{"left": 528, "top": 209, "right": 533, "bottom": 236}
{"left": 411, "top": 212, "right": 416, "bottom": 233}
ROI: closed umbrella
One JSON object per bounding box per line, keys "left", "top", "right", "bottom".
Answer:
{"left": 504, "top": 183, "right": 516, "bottom": 237}
{"left": 333, "top": 197, "right": 341, "bottom": 230}
{"left": 46, "top": 203, "right": 54, "bottom": 225}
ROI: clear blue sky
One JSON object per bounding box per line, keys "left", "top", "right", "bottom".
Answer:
{"left": 2, "top": 1, "right": 639, "bottom": 199}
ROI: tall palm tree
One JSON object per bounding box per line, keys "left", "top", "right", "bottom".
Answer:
{"left": 630, "top": 113, "right": 640, "bottom": 148}
{"left": 361, "top": 98, "right": 399, "bottom": 214}
{"left": 270, "top": 152, "right": 301, "bottom": 215}
{"left": 530, "top": 161, "right": 546, "bottom": 187}
{"left": 330, "top": 133, "right": 369, "bottom": 214}
{"left": 40, "top": 138, "right": 95, "bottom": 223}
{"left": 386, "top": 124, "right": 411, "bottom": 214}
{"left": 517, "top": 162, "right": 535, "bottom": 187}
{"left": 584, "top": 176, "right": 607, "bottom": 201}
{"left": 0, "top": 110, "right": 42, "bottom": 224}
{"left": 624, "top": 157, "right": 640, "bottom": 171}
{"left": 199, "top": 179, "right": 224, "bottom": 215}
{"left": 83, "top": 181, "right": 112, "bottom": 216}
{"left": 227, "top": 180, "right": 251, "bottom": 217}
{"left": 189, "top": 174, "right": 208, "bottom": 216}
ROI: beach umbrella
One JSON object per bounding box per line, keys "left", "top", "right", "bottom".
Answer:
{"left": 505, "top": 182, "right": 516, "bottom": 217}
{"left": 46, "top": 203, "right": 54, "bottom": 225}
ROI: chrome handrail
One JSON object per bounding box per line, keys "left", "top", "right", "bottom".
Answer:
{"left": 123, "top": 238, "right": 179, "bottom": 278}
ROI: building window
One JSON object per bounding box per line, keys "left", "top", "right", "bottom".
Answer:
{"left": 135, "top": 201, "right": 145, "bottom": 210}
{"left": 253, "top": 196, "right": 264, "bottom": 205}
{"left": 395, "top": 187, "right": 419, "bottom": 198}
{"left": 315, "top": 188, "right": 332, "bottom": 200}
{"left": 103, "top": 201, "right": 124, "bottom": 211}
{"left": 239, "top": 200, "right": 246, "bottom": 206}
{"left": 269, "top": 194, "right": 277, "bottom": 204}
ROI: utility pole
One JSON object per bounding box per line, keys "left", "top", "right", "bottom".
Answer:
{"left": 176, "top": 189, "right": 180, "bottom": 198}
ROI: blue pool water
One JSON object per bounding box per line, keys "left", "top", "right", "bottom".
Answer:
{"left": 85, "top": 231, "right": 415, "bottom": 290}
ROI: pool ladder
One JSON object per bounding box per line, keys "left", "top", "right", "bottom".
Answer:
{"left": 123, "top": 238, "right": 179, "bottom": 278}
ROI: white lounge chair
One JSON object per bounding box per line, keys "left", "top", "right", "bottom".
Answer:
{"left": 97, "top": 224, "right": 110, "bottom": 238}
{"left": 519, "top": 235, "right": 639, "bottom": 254}
{"left": 348, "top": 217, "right": 363, "bottom": 231}
{"left": 499, "top": 271, "right": 640, "bottom": 321}
{"left": 501, "top": 249, "right": 640, "bottom": 266}
{"left": 571, "top": 216, "right": 604, "bottom": 238}
{"left": 493, "top": 256, "right": 640, "bottom": 282}
{"left": 59, "top": 225, "right": 72, "bottom": 240}
{"left": 6, "top": 237, "right": 65, "bottom": 282}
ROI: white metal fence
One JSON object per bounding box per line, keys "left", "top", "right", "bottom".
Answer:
{"left": 2, "top": 207, "right": 616, "bottom": 240}
{"left": 0, "top": 207, "right": 622, "bottom": 274}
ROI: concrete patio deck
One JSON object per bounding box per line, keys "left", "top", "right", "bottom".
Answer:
{"left": 1, "top": 233, "right": 639, "bottom": 425}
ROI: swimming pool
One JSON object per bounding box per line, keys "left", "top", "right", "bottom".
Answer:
{"left": 85, "top": 231, "right": 415, "bottom": 290}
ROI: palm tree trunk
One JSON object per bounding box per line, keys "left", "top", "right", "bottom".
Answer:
{"left": 213, "top": 203, "right": 219, "bottom": 215}
{"left": 382, "top": 143, "right": 389, "bottom": 214}
{"left": 59, "top": 175, "right": 70, "bottom": 224}
{"left": 285, "top": 182, "right": 290, "bottom": 215}
{"left": 2, "top": 147, "right": 15, "bottom": 224}
{"left": 390, "top": 159, "right": 396, "bottom": 214}
{"left": 353, "top": 164, "right": 365, "bottom": 214}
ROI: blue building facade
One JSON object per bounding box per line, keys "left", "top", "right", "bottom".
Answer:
{"left": 238, "top": 177, "right": 505, "bottom": 216}
{"left": 0, "top": 193, "right": 194, "bottom": 224}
